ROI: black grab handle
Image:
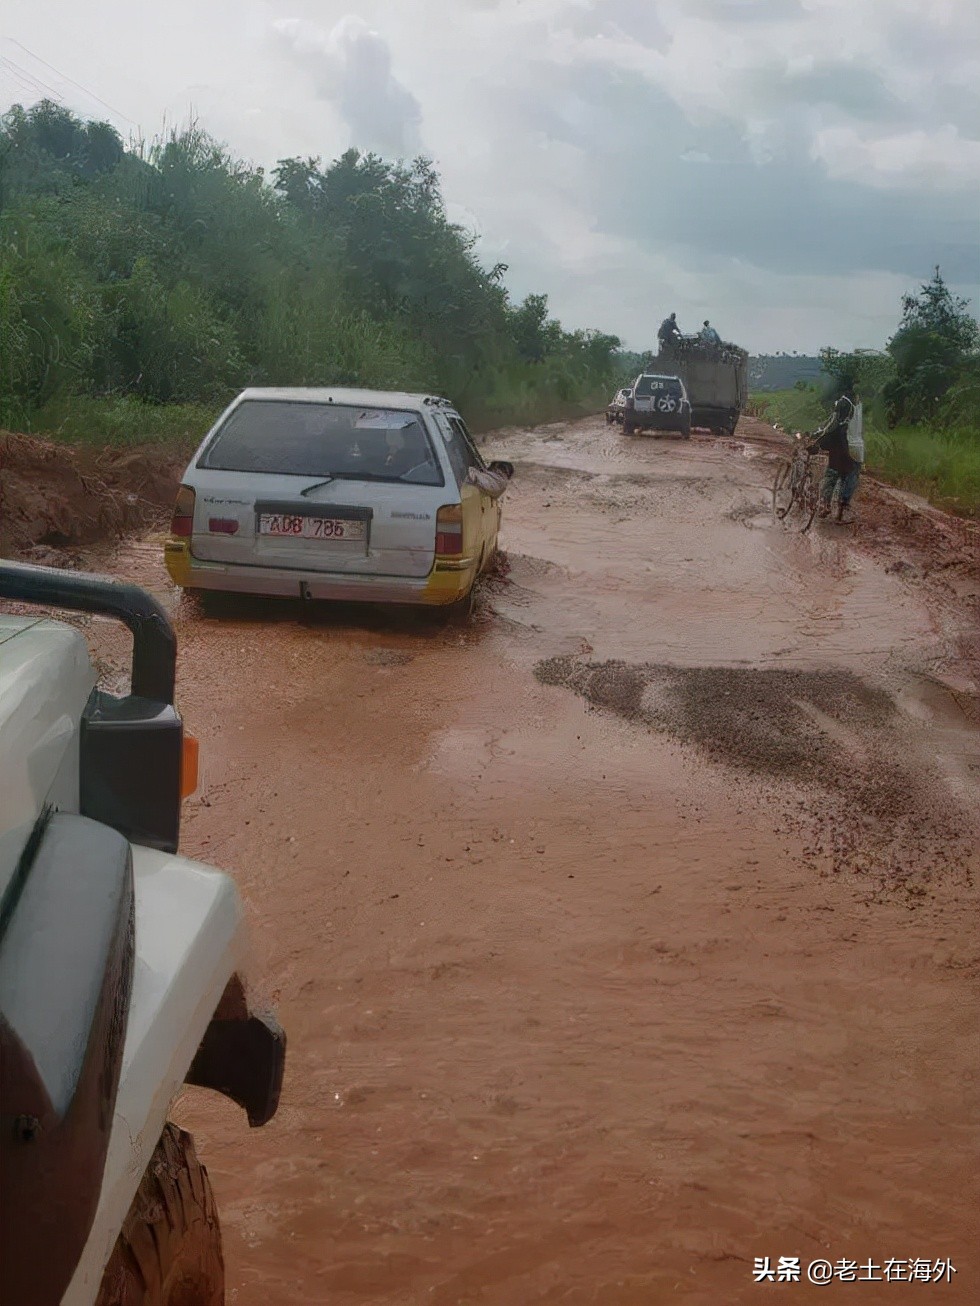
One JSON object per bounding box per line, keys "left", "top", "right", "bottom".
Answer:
{"left": 0, "top": 561, "right": 177, "bottom": 704}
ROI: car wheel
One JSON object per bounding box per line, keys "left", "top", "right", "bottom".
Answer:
{"left": 680, "top": 423, "right": 691, "bottom": 440}
{"left": 623, "top": 421, "right": 635, "bottom": 435}
{"left": 95, "top": 1124, "right": 223, "bottom": 1306}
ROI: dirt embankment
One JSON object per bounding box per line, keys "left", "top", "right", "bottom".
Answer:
{"left": 0, "top": 431, "right": 185, "bottom": 564}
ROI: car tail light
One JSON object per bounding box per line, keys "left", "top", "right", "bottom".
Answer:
{"left": 208, "top": 517, "right": 239, "bottom": 534}
{"left": 171, "top": 484, "right": 195, "bottom": 538}
{"left": 435, "top": 504, "right": 463, "bottom": 556}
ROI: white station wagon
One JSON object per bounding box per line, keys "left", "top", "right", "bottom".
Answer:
{"left": 164, "top": 388, "right": 513, "bottom": 608}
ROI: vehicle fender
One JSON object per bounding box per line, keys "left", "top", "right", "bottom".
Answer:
{"left": 62, "top": 845, "right": 283, "bottom": 1305}
{"left": 0, "top": 813, "right": 134, "bottom": 1306}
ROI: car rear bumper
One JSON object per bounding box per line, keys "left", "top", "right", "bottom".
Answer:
{"left": 165, "top": 541, "right": 475, "bottom": 606}
{"left": 625, "top": 409, "right": 691, "bottom": 429}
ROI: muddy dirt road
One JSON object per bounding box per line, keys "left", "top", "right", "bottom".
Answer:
{"left": 63, "top": 418, "right": 980, "bottom": 1301}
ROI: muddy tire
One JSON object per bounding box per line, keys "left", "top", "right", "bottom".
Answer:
{"left": 95, "top": 1125, "right": 223, "bottom": 1306}
{"left": 772, "top": 459, "right": 793, "bottom": 520}
{"left": 799, "top": 467, "right": 820, "bottom": 533}
{"left": 623, "top": 421, "right": 636, "bottom": 435}
{"left": 443, "top": 585, "right": 477, "bottom": 624}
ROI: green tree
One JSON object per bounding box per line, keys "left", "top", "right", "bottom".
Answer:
{"left": 0, "top": 107, "right": 621, "bottom": 424}
{"left": 884, "top": 267, "right": 979, "bottom": 424}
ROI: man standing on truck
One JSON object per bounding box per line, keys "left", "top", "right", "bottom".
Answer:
{"left": 809, "top": 390, "right": 861, "bottom": 523}
{"left": 658, "top": 312, "right": 681, "bottom": 353}
{"left": 700, "top": 320, "right": 722, "bottom": 345}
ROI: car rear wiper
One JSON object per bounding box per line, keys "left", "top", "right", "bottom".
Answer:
{"left": 323, "top": 471, "right": 403, "bottom": 483}
{"left": 300, "top": 477, "right": 335, "bottom": 497}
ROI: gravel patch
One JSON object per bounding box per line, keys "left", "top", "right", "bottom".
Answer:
{"left": 535, "top": 655, "right": 972, "bottom": 884}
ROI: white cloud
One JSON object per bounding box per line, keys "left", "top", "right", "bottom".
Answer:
{"left": 811, "top": 123, "right": 980, "bottom": 191}
{"left": 272, "top": 14, "right": 423, "bottom": 158}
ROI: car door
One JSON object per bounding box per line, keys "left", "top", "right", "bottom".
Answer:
{"left": 432, "top": 413, "right": 497, "bottom": 569}
{"left": 454, "top": 413, "right": 503, "bottom": 567}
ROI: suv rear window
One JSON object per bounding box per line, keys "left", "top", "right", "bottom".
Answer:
{"left": 199, "top": 401, "right": 445, "bottom": 486}
{"left": 634, "top": 376, "right": 683, "bottom": 398}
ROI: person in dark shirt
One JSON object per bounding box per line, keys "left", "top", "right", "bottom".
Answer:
{"left": 658, "top": 312, "right": 681, "bottom": 352}
{"left": 809, "top": 393, "right": 860, "bottom": 522}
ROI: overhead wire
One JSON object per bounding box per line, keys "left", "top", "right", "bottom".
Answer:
{"left": 0, "top": 55, "right": 66, "bottom": 104}
{"left": 2, "top": 38, "right": 134, "bottom": 125}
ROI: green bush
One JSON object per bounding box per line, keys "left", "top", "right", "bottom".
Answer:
{"left": 28, "top": 395, "right": 223, "bottom": 447}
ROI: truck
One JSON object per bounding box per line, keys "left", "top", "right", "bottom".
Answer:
{"left": 0, "top": 561, "right": 285, "bottom": 1306}
{"left": 647, "top": 336, "right": 749, "bottom": 436}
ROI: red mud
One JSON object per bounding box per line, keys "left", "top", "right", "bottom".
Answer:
{"left": 0, "top": 430, "right": 184, "bottom": 563}
{"left": 3, "top": 415, "right": 978, "bottom": 1304}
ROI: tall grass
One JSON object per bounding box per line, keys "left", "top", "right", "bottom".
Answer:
{"left": 747, "top": 388, "right": 824, "bottom": 433}
{"left": 26, "top": 395, "right": 223, "bottom": 448}
{"left": 25, "top": 380, "right": 611, "bottom": 452}
{"left": 866, "top": 425, "right": 980, "bottom": 515}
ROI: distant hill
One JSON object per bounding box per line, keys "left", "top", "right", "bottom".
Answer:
{"left": 749, "top": 355, "right": 825, "bottom": 391}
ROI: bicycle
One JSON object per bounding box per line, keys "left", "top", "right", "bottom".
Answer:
{"left": 772, "top": 432, "right": 822, "bottom": 532}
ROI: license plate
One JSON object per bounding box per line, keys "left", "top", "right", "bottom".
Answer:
{"left": 258, "top": 513, "right": 366, "bottom": 541}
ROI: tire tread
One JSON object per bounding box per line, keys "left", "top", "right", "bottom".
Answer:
{"left": 95, "top": 1124, "right": 223, "bottom": 1306}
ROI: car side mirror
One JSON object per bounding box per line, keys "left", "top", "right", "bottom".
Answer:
{"left": 488, "top": 460, "right": 514, "bottom": 480}
{"left": 623, "top": 390, "right": 633, "bottom": 398}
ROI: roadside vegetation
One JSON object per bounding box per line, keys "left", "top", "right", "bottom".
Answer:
{"left": 0, "top": 101, "right": 623, "bottom": 443}
{"left": 750, "top": 269, "right": 980, "bottom": 515}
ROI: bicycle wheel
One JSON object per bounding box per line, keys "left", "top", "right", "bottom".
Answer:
{"left": 772, "top": 459, "right": 794, "bottom": 520}
{"left": 799, "top": 463, "right": 820, "bottom": 531}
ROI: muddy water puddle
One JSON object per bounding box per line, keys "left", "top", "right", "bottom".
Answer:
{"left": 62, "top": 414, "right": 980, "bottom": 1302}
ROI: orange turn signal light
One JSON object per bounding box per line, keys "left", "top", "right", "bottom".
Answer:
{"left": 181, "top": 732, "right": 200, "bottom": 799}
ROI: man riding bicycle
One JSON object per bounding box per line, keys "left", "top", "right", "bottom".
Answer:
{"left": 809, "top": 390, "right": 862, "bottom": 523}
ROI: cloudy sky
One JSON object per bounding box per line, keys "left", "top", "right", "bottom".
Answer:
{"left": 3, "top": 0, "right": 978, "bottom": 352}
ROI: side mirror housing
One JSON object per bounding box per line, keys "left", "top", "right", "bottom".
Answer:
{"left": 488, "top": 460, "right": 514, "bottom": 480}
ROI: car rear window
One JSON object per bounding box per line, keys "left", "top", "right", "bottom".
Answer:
{"left": 634, "top": 376, "right": 683, "bottom": 397}
{"left": 198, "top": 401, "right": 445, "bottom": 486}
